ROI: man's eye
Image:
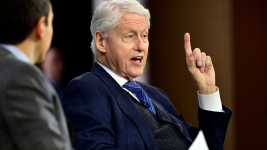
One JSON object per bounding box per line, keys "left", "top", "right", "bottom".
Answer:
{"left": 127, "top": 35, "right": 133, "bottom": 38}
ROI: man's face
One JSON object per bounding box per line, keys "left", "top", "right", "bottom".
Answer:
{"left": 104, "top": 13, "right": 149, "bottom": 81}
{"left": 37, "top": 4, "right": 54, "bottom": 63}
{"left": 42, "top": 48, "right": 64, "bottom": 83}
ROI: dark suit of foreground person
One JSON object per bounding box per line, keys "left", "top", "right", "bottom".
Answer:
{"left": 62, "top": 0, "right": 232, "bottom": 149}
{"left": 0, "top": 0, "right": 72, "bottom": 149}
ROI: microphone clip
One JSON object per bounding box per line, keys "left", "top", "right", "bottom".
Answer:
{"left": 140, "top": 100, "right": 148, "bottom": 107}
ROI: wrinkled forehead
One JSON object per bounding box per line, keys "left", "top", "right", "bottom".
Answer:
{"left": 116, "top": 13, "right": 148, "bottom": 31}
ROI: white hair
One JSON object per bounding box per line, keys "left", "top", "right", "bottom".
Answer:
{"left": 90, "top": 0, "right": 151, "bottom": 56}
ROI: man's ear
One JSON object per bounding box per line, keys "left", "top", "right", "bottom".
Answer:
{"left": 95, "top": 31, "right": 106, "bottom": 53}
{"left": 34, "top": 16, "right": 46, "bottom": 40}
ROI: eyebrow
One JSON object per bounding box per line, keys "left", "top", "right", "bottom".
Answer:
{"left": 123, "top": 29, "right": 149, "bottom": 34}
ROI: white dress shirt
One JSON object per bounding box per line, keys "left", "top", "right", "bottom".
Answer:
{"left": 0, "top": 44, "right": 30, "bottom": 64}
{"left": 97, "top": 62, "right": 223, "bottom": 112}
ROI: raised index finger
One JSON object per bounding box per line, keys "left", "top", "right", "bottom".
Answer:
{"left": 184, "top": 33, "right": 192, "bottom": 58}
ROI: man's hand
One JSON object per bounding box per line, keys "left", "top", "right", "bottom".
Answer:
{"left": 184, "top": 33, "right": 216, "bottom": 95}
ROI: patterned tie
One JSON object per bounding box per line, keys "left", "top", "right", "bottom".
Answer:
{"left": 123, "top": 81, "right": 156, "bottom": 115}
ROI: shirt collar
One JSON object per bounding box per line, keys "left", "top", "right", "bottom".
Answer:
{"left": 0, "top": 44, "right": 30, "bottom": 63}
{"left": 97, "top": 62, "right": 135, "bottom": 87}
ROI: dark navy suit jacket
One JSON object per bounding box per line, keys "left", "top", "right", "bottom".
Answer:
{"left": 62, "top": 62, "right": 232, "bottom": 150}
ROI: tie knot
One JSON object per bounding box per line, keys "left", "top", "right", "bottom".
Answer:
{"left": 123, "top": 81, "right": 142, "bottom": 94}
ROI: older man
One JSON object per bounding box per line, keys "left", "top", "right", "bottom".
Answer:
{"left": 62, "top": 0, "right": 232, "bottom": 150}
{"left": 0, "top": 0, "right": 72, "bottom": 149}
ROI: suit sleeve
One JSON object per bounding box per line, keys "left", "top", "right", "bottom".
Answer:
{"left": 198, "top": 105, "right": 232, "bottom": 150}
{"left": 153, "top": 86, "right": 232, "bottom": 150}
{"left": 1, "top": 65, "right": 72, "bottom": 150}
{"left": 62, "top": 78, "right": 121, "bottom": 150}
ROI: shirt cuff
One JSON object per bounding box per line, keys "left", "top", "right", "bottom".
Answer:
{"left": 197, "top": 87, "right": 224, "bottom": 112}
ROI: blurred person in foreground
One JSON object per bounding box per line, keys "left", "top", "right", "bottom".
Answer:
{"left": 41, "top": 46, "right": 66, "bottom": 99}
{"left": 62, "top": 0, "right": 232, "bottom": 150}
{"left": 0, "top": 0, "right": 72, "bottom": 149}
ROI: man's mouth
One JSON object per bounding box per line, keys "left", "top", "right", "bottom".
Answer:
{"left": 131, "top": 56, "right": 143, "bottom": 63}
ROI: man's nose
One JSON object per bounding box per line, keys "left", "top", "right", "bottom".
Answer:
{"left": 135, "top": 36, "right": 146, "bottom": 52}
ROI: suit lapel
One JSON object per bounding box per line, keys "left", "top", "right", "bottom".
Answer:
{"left": 0, "top": 46, "right": 15, "bottom": 58}
{"left": 138, "top": 81, "right": 192, "bottom": 142}
{"left": 91, "top": 63, "right": 158, "bottom": 150}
